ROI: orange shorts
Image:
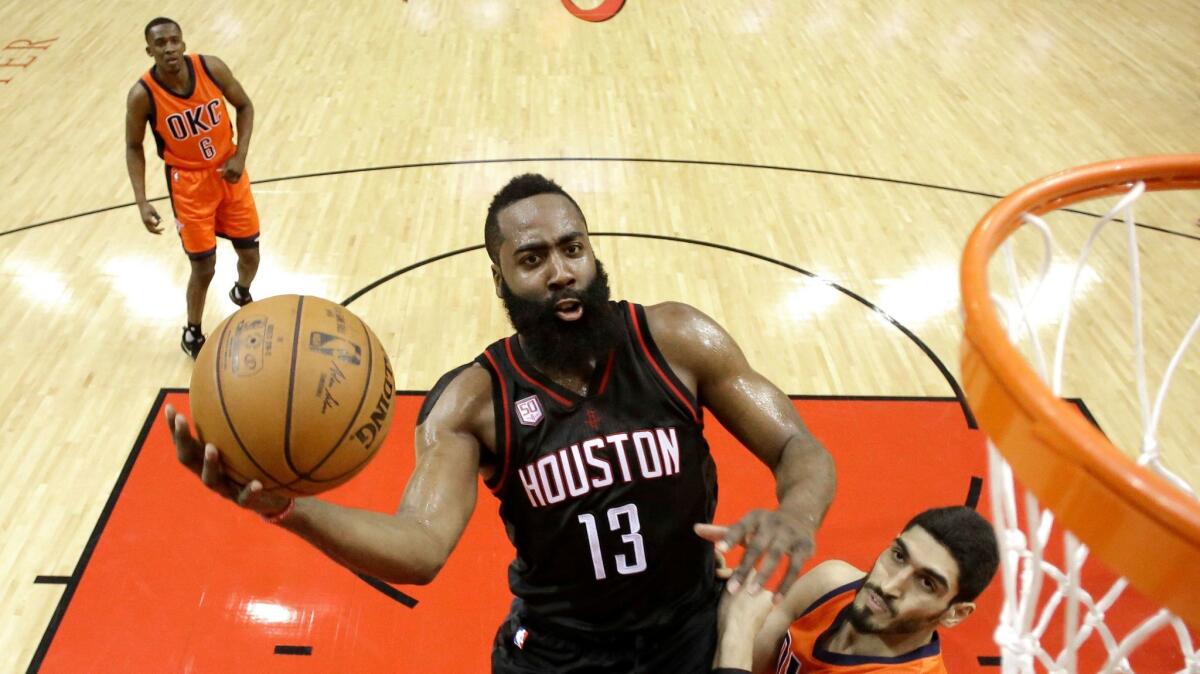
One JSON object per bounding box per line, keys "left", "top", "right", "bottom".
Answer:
{"left": 166, "top": 164, "right": 261, "bottom": 260}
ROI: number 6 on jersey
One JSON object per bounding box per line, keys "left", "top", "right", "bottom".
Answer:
{"left": 578, "top": 503, "right": 647, "bottom": 580}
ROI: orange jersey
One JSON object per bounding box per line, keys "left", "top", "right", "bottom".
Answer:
{"left": 774, "top": 580, "right": 948, "bottom": 674}
{"left": 138, "top": 54, "right": 235, "bottom": 169}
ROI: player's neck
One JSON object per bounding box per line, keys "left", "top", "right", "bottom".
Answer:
{"left": 826, "top": 620, "right": 935, "bottom": 659}
{"left": 157, "top": 60, "right": 191, "bottom": 91}
{"left": 534, "top": 355, "right": 597, "bottom": 396}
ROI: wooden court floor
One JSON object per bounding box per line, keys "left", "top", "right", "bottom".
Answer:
{"left": 2, "top": 1, "right": 1198, "bottom": 671}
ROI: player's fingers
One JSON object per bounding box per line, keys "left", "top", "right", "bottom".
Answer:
{"left": 173, "top": 412, "right": 195, "bottom": 444}
{"left": 773, "top": 555, "right": 808, "bottom": 604}
{"left": 749, "top": 543, "right": 786, "bottom": 595}
{"left": 729, "top": 534, "right": 766, "bottom": 594}
{"left": 693, "top": 523, "right": 729, "bottom": 544}
{"left": 167, "top": 407, "right": 189, "bottom": 461}
{"left": 171, "top": 412, "right": 200, "bottom": 458}
{"left": 719, "top": 516, "right": 755, "bottom": 554}
{"left": 236, "top": 480, "right": 261, "bottom": 507}
{"left": 199, "top": 444, "right": 226, "bottom": 490}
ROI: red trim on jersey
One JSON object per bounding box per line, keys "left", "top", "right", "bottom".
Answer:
{"left": 596, "top": 351, "right": 616, "bottom": 396}
{"left": 482, "top": 350, "right": 513, "bottom": 494}
{"left": 504, "top": 337, "right": 575, "bottom": 407}
{"left": 627, "top": 304, "right": 700, "bottom": 423}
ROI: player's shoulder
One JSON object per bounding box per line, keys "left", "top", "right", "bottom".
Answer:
{"left": 805, "top": 559, "right": 865, "bottom": 589}
{"left": 417, "top": 363, "right": 493, "bottom": 428}
{"left": 642, "top": 301, "right": 723, "bottom": 342}
{"left": 447, "top": 362, "right": 493, "bottom": 395}
{"left": 642, "top": 300, "right": 708, "bottom": 325}
{"left": 127, "top": 79, "right": 151, "bottom": 106}
{"left": 197, "top": 54, "right": 233, "bottom": 83}
{"left": 641, "top": 300, "right": 734, "bottom": 361}
{"left": 197, "top": 53, "right": 227, "bottom": 69}
{"left": 779, "top": 560, "right": 865, "bottom": 619}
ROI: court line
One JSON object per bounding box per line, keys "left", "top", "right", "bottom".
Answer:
{"left": 26, "top": 388, "right": 169, "bottom": 674}
{"left": 966, "top": 476, "right": 984, "bottom": 509}
{"left": 3, "top": 157, "right": 1198, "bottom": 241}
{"left": 25, "top": 389, "right": 418, "bottom": 673}
{"left": 340, "top": 234, "right": 979, "bottom": 429}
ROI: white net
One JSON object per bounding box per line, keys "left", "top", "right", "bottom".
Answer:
{"left": 986, "top": 181, "right": 1200, "bottom": 674}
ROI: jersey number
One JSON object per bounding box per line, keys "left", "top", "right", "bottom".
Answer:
{"left": 577, "top": 503, "right": 646, "bottom": 580}
{"left": 199, "top": 137, "right": 216, "bottom": 160}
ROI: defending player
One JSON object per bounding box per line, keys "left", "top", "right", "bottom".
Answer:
{"left": 706, "top": 506, "right": 999, "bottom": 674}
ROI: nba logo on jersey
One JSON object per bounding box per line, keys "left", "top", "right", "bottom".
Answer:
{"left": 515, "top": 395, "right": 543, "bottom": 426}
{"left": 513, "top": 626, "right": 529, "bottom": 650}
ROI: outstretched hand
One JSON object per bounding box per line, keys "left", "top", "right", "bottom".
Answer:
{"left": 695, "top": 508, "right": 816, "bottom": 600}
{"left": 164, "top": 404, "right": 290, "bottom": 516}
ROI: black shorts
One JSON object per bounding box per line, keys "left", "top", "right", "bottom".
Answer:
{"left": 490, "top": 601, "right": 718, "bottom": 674}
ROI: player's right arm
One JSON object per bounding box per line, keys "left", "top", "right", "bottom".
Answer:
{"left": 125, "top": 84, "right": 163, "bottom": 234}
{"left": 164, "top": 365, "right": 494, "bottom": 585}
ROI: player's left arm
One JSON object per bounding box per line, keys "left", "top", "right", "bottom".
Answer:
{"left": 204, "top": 55, "right": 254, "bottom": 182}
{"left": 647, "top": 302, "right": 836, "bottom": 599}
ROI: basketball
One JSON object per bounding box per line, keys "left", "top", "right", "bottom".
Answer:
{"left": 189, "top": 295, "right": 395, "bottom": 496}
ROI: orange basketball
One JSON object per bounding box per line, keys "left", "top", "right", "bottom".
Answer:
{"left": 189, "top": 295, "right": 395, "bottom": 496}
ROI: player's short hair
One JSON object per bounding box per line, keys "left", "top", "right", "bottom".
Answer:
{"left": 904, "top": 506, "right": 999, "bottom": 603}
{"left": 485, "top": 173, "right": 586, "bottom": 264}
{"left": 144, "top": 17, "right": 182, "bottom": 42}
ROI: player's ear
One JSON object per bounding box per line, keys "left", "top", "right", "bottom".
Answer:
{"left": 939, "top": 601, "right": 974, "bottom": 628}
{"left": 492, "top": 264, "right": 503, "bottom": 299}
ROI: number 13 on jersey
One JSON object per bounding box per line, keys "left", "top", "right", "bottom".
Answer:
{"left": 578, "top": 503, "right": 647, "bottom": 580}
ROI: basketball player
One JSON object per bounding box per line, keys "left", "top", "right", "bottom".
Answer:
{"left": 165, "top": 174, "right": 837, "bottom": 673}
{"left": 125, "top": 17, "right": 261, "bottom": 358}
{"left": 705, "top": 506, "right": 999, "bottom": 674}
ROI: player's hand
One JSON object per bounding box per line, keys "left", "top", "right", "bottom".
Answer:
{"left": 714, "top": 568, "right": 775, "bottom": 670}
{"left": 717, "top": 569, "right": 774, "bottom": 635}
{"left": 219, "top": 154, "right": 245, "bottom": 183}
{"left": 715, "top": 548, "right": 733, "bottom": 580}
{"left": 139, "top": 202, "right": 163, "bottom": 234}
{"left": 164, "top": 405, "right": 291, "bottom": 516}
{"left": 695, "top": 509, "right": 816, "bottom": 600}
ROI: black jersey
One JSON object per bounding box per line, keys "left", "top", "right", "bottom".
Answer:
{"left": 474, "top": 301, "right": 719, "bottom": 633}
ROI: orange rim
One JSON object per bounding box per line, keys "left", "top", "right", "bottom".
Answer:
{"left": 960, "top": 154, "right": 1200, "bottom": 629}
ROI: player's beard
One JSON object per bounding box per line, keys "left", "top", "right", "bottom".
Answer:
{"left": 501, "top": 260, "right": 623, "bottom": 374}
{"left": 846, "top": 584, "right": 937, "bottom": 635}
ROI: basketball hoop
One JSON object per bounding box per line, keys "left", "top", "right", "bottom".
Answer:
{"left": 960, "top": 155, "right": 1200, "bottom": 672}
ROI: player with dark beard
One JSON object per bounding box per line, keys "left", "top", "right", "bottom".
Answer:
{"left": 499, "top": 258, "right": 622, "bottom": 373}
{"left": 165, "top": 173, "right": 837, "bottom": 673}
